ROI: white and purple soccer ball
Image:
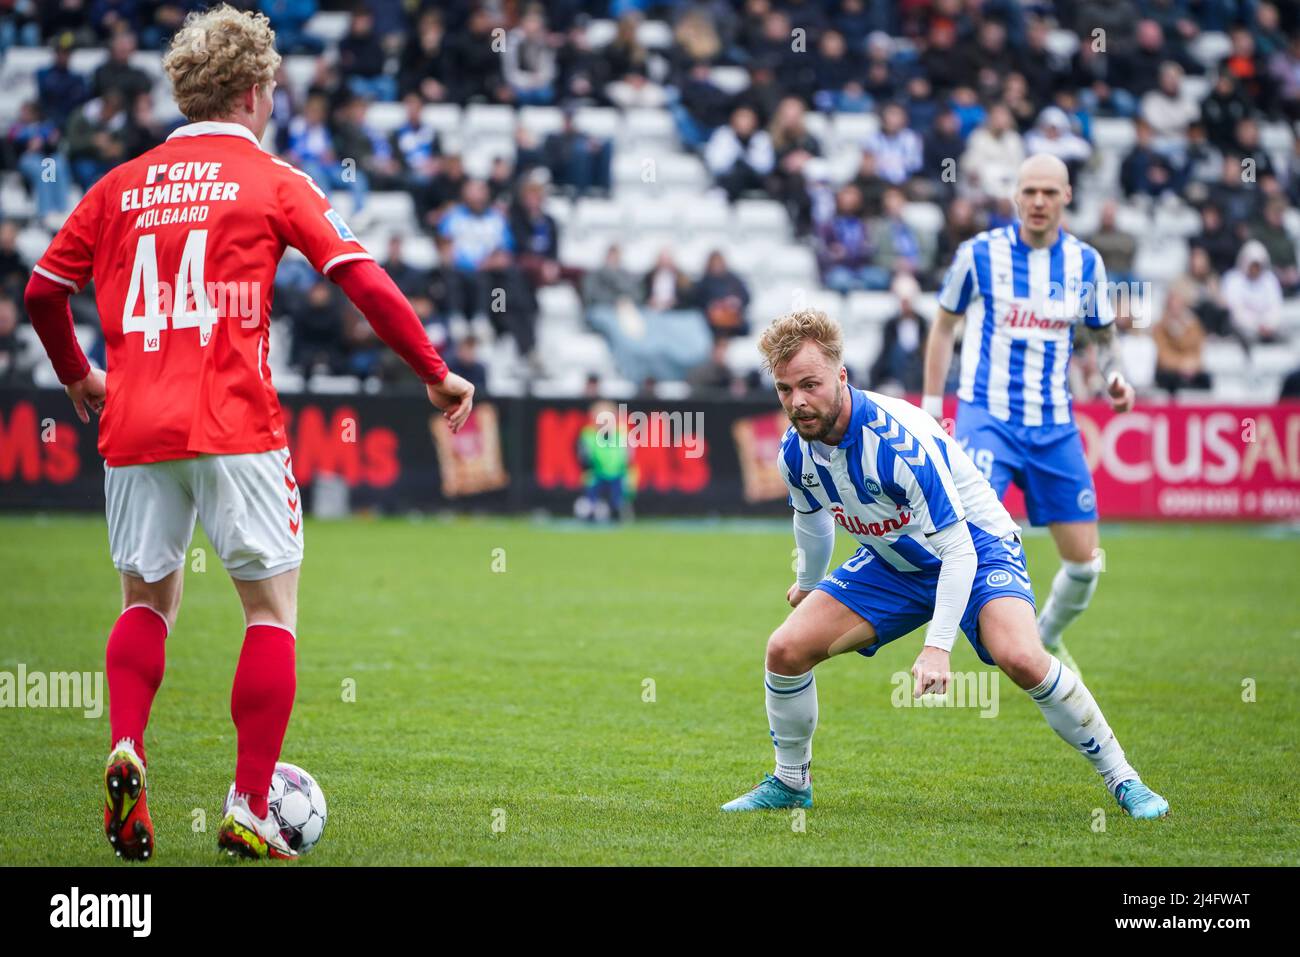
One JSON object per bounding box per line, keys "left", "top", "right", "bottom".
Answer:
{"left": 224, "top": 762, "right": 327, "bottom": 854}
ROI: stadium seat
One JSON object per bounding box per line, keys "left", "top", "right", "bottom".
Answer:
{"left": 708, "top": 66, "right": 751, "bottom": 96}
{"left": 421, "top": 103, "right": 463, "bottom": 137}
{"left": 1190, "top": 31, "right": 1232, "bottom": 70}
{"left": 831, "top": 112, "right": 879, "bottom": 146}
{"left": 464, "top": 104, "right": 516, "bottom": 138}
{"left": 621, "top": 108, "right": 677, "bottom": 149}
{"left": 306, "top": 374, "right": 361, "bottom": 394}
{"left": 1133, "top": 238, "right": 1188, "bottom": 283}
{"left": 304, "top": 11, "right": 350, "bottom": 45}
{"left": 584, "top": 19, "right": 618, "bottom": 48}
{"left": 537, "top": 284, "right": 584, "bottom": 328}
{"left": 519, "top": 105, "right": 564, "bottom": 139}
{"left": 282, "top": 55, "right": 320, "bottom": 99}
{"left": 364, "top": 102, "right": 407, "bottom": 133}
{"left": 735, "top": 199, "right": 790, "bottom": 239}
{"left": 1202, "top": 340, "right": 1249, "bottom": 375}
{"left": 637, "top": 19, "right": 674, "bottom": 49}
{"left": 1121, "top": 334, "right": 1158, "bottom": 390}
{"left": 1252, "top": 344, "right": 1298, "bottom": 376}
{"left": 575, "top": 107, "right": 620, "bottom": 140}
{"left": 846, "top": 291, "right": 900, "bottom": 327}
{"left": 901, "top": 202, "right": 944, "bottom": 239}
{"left": 1091, "top": 118, "right": 1137, "bottom": 155}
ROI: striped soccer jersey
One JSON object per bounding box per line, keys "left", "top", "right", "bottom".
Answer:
{"left": 777, "top": 387, "right": 1019, "bottom": 574}
{"left": 938, "top": 223, "right": 1114, "bottom": 427}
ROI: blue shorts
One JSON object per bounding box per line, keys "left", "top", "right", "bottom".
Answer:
{"left": 955, "top": 401, "right": 1098, "bottom": 526}
{"left": 814, "top": 524, "right": 1036, "bottom": 666}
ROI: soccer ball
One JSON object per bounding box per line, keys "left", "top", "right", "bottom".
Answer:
{"left": 223, "top": 762, "right": 327, "bottom": 854}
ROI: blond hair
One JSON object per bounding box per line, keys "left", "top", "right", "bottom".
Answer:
{"left": 757, "top": 309, "right": 843, "bottom": 372}
{"left": 163, "top": 4, "right": 281, "bottom": 122}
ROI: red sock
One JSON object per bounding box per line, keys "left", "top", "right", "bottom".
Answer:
{"left": 231, "top": 624, "right": 296, "bottom": 819}
{"left": 105, "top": 605, "right": 169, "bottom": 764}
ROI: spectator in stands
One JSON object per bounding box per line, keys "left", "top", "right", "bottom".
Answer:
{"left": 334, "top": 93, "right": 401, "bottom": 192}
{"left": 449, "top": 7, "right": 507, "bottom": 103}
{"left": 1280, "top": 365, "right": 1300, "bottom": 399}
{"left": 705, "top": 105, "right": 774, "bottom": 201}
{"left": 509, "top": 170, "right": 564, "bottom": 290}
{"left": 1184, "top": 245, "right": 1236, "bottom": 342}
{"left": 1222, "top": 240, "right": 1284, "bottom": 345}
{"left": 453, "top": 335, "right": 488, "bottom": 396}
{"left": 1088, "top": 200, "right": 1138, "bottom": 286}
{"left": 1232, "top": 116, "right": 1276, "bottom": 180}
{"left": 65, "top": 88, "right": 127, "bottom": 188}
{"left": 868, "top": 272, "right": 928, "bottom": 394}
{"left": 920, "top": 106, "right": 964, "bottom": 203}
{"left": 933, "top": 196, "right": 982, "bottom": 283}
{"left": 37, "top": 33, "right": 88, "bottom": 127}
{"left": 607, "top": 11, "right": 651, "bottom": 86}
{"left": 556, "top": 19, "right": 613, "bottom": 108}
{"left": 1120, "top": 119, "right": 1179, "bottom": 199}
{"left": 812, "top": 29, "right": 866, "bottom": 114}
{"left": 381, "top": 235, "right": 427, "bottom": 297}
{"left": 1072, "top": 29, "right": 1138, "bottom": 118}
{"left": 583, "top": 243, "right": 639, "bottom": 313}
{"left": 1249, "top": 197, "right": 1300, "bottom": 295}
{"left": 398, "top": 11, "right": 451, "bottom": 102}
{"left": 766, "top": 97, "right": 820, "bottom": 234}
{"left": 543, "top": 109, "right": 613, "bottom": 197}
{"left": 816, "top": 184, "right": 888, "bottom": 292}
{"left": 1153, "top": 280, "right": 1213, "bottom": 395}
{"left": 643, "top": 248, "right": 692, "bottom": 312}
{"left": 1181, "top": 120, "right": 1225, "bottom": 193}
{"left": 503, "top": 6, "right": 557, "bottom": 106}
{"left": 338, "top": 7, "right": 394, "bottom": 102}
{"left": 960, "top": 103, "right": 1023, "bottom": 202}
{"left": 8, "top": 101, "right": 70, "bottom": 220}
{"left": 290, "top": 280, "right": 347, "bottom": 376}
{"left": 1222, "top": 25, "right": 1269, "bottom": 108}
{"left": 0, "top": 294, "right": 24, "bottom": 385}
{"left": 850, "top": 149, "right": 890, "bottom": 218}
{"left": 694, "top": 250, "right": 751, "bottom": 339}
{"left": 1141, "top": 62, "right": 1200, "bottom": 148}
{"left": 0, "top": 222, "right": 26, "bottom": 301}
{"left": 1021, "top": 16, "right": 1072, "bottom": 110}
{"left": 263, "top": 0, "right": 325, "bottom": 56}
{"left": 92, "top": 29, "right": 151, "bottom": 102}
{"left": 439, "top": 179, "right": 538, "bottom": 360}
{"left": 1270, "top": 32, "right": 1300, "bottom": 123}
{"left": 867, "top": 187, "right": 925, "bottom": 279}
{"left": 687, "top": 337, "right": 736, "bottom": 396}
{"left": 1200, "top": 71, "right": 1252, "bottom": 152}
{"left": 1207, "top": 152, "right": 1261, "bottom": 227}
{"left": 1024, "top": 106, "right": 1092, "bottom": 184}
{"left": 1000, "top": 71, "right": 1038, "bottom": 133}
{"left": 391, "top": 92, "right": 439, "bottom": 189}
{"left": 863, "top": 103, "right": 923, "bottom": 186}
{"left": 286, "top": 93, "right": 367, "bottom": 213}
{"left": 418, "top": 151, "right": 466, "bottom": 230}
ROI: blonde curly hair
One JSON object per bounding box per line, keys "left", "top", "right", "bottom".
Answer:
{"left": 163, "top": 4, "right": 281, "bottom": 122}
{"left": 757, "top": 309, "right": 844, "bottom": 373}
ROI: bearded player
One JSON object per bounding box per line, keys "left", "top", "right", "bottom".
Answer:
{"left": 923, "top": 154, "right": 1135, "bottom": 676}
{"left": 23, "top": 6, "right": 474, "bottom": 860}
{"left": 722, "top": 310, "right": 1167, "bottom": 819}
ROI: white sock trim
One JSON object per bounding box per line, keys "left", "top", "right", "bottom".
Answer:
{"left": 122, "top": 603, "right": 170, "bottom": 638}
{"left": 245, "top": 620, "right": 297, "bottom": 641}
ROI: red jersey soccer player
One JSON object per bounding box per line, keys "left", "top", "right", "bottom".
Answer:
{"left": 23, "top": 5, "right": 474, "bottom": 860}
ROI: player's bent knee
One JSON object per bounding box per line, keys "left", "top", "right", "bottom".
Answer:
{"left": 765, "top": 626, "right": 817, "bottom": 675}
{"left": 120, "top": 572, "right": 182, "bottom": 632}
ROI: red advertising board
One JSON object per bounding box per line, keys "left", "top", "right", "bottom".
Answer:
{"left": 937, "top": 400, "right": 1300, "bottom": 521}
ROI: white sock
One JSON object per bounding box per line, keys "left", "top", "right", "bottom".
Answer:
{"left": 766, "top": 669, "right": 817, "bottom": 790}
{"left": 1028, "top": 656, "right": 1136, "bottom": 792}
{"left": 1037, "top": 558, "right": 1099, "bottom": 646}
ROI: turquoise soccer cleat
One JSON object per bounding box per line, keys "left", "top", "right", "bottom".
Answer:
{"left": 721, "top": 773, "right": 813, "bottom": 812}
{"left": 1114, "top": 779, "right": 1170, "bottom": 819}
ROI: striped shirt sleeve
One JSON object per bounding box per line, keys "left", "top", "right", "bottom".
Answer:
{"left": 938, "top": 239, "right": 978, "bottom": 314}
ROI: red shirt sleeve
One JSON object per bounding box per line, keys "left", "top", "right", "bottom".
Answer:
{"left": 330, "top": 259, "right": 448, "bottom": 383}
{"left": 34, "top": 173, "right": 108, "bottom": 293}
{"left": 270, "top": 157, "right": 374, "bottom": 276}
{"left": 24, "top": 272, "right": 91, "bottom": 384}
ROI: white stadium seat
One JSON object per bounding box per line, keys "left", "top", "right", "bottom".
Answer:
{"left": 463, "top": 104, "right": 516, "bottom": 138}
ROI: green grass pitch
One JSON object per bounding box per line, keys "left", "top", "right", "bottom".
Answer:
{"left": 1, "top": 514, "right": 1297, "bottom": 866}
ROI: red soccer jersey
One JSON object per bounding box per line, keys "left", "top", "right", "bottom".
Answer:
{"left": 34, "top": 121, "right": 374, "bottom": 467}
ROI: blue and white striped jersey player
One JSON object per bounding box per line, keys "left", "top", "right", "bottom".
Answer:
{"left": 924, "top": 154, "right": 1135, "bottom": 677}
{"left": 721, "top": 310, "right": 1167, "bottom": 819}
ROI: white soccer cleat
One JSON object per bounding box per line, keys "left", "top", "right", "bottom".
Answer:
{"left": 216, "top": 795, "right": 298, "bottom": 860}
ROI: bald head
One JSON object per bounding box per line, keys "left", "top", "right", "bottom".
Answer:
{"left": 1017, "top": 153, "right": 1070, "bottom": 188}
{"left": 1015, "top": 153, "right": 1071, "bottom": 246}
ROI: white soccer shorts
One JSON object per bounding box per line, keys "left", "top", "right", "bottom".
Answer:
{"left": 105, "top": 447, "right": 304, "bottom": 583}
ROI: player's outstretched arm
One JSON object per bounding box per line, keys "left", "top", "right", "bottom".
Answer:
{"left": 24, "top": 271, "right": 105, "bottom": 422}
{"left": 329, "top": 259, "right": 474, "bottom": 432}
{"left": 922, "top": 307, "right": 963, "bottom": 420}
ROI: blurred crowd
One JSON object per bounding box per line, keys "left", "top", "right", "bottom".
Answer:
{"left": 3, "top": 1, "right": 1300, "bottom": 401}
